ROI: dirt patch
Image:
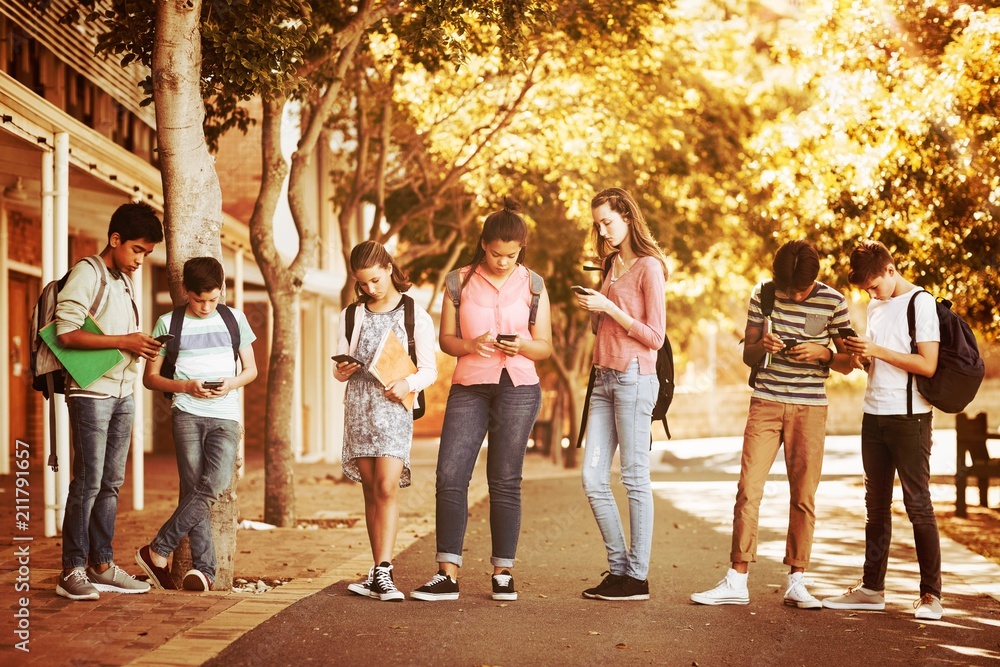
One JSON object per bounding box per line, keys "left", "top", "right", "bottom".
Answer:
{"left": 935, "top": 505, "right": 1000, "bottom": 566}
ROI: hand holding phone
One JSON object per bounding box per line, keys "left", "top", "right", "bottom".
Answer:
{"left": 155, "top": 333, "right": 175, "bottom": 345}
{"left": 838, "top": 327, "right": 858, "bottom": 339}
{"left": 202, "top": 380, "right": 224, "bottom": 390}
{"left": 332, "top": 354, "right": 364, "bottom": 366}
{"left": 571, "top": 285, "right": 591, "bottom": 296}
{"left": 782, "top": 338, "right": 799, "bottom": 353}
{"left": 495, "top": 333, "right": 517, "bottom": 343}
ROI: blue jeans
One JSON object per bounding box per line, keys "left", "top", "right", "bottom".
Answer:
{"left": 861, "top": 412, "right": 942, "bottom": 598}
{"left": 435, "top": 370, "right": 541, "bottom": 568}
{"left": 62, "top": 395, "right": 135, "bottom": 569}
{"left": 150, "top": 410, "right": 241, "bottom": 581}
{"left": 581, "top": 360, "right": 657, "bottom": 581}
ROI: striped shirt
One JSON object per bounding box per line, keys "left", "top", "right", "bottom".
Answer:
{"left": 747, "top": 281, "right": 851, "bottom": 406}
{"left": 152, "top": 308, "right": 256, "bottom": 421}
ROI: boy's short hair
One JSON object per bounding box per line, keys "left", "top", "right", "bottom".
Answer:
{"left": 109, "top": 201, "right": 164, "bottom": 243}
{"left": 848, "top": 240, "right": 894, "bottom": 286}
{"left": 183, "top": 256, "right": 225, "bottom": 293}
{"left": 772, "top": 240, "right": 819, "bottom": 291}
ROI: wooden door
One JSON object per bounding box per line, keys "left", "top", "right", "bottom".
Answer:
{"left": 8, "top": 273, "right": 42, "bottom": 456}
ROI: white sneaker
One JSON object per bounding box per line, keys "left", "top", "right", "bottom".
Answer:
{"left": 783, "top": 572, "right": 821, "bottom": 609}
{"left": 690, "top": 568, "right": 749, "bottom": 605}
{"left": 913, "top": 593, "right": 944, "bottom": 620}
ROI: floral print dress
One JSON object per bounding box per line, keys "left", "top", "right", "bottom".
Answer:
{"left": 342, "top": 303, "right": 413, "bottom": 487}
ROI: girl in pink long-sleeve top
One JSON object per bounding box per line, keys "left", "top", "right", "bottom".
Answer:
{"left": 575, "top": 187, "right": 667, "bottom": 601}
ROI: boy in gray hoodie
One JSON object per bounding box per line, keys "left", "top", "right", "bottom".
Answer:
{"left": 54, "top": 201, "right": 163, "bottom": 601}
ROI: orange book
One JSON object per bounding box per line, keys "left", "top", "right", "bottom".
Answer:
{"left": 370, "top": 328, "right": 417, "bottom": 410}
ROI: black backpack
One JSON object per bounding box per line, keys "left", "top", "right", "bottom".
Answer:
{"left": 345, "top": 294, "right": 425, "bottom": 420}
{"left": 906, "top": 289, "right": 985, "bottom": 414}
{"left": 746, "top": 281, "right": 776, "bottom": 388}
{"left": 160, "top": 304, "right": 241, "bottom": 399}
{"left": 576, "top": 254, "right": 674, "bottom": 448}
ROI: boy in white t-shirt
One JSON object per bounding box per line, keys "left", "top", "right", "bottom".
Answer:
{"left": 823, "top": 240, "right": 943, "bottom": 620}
{"left": 135, "top": 257, "right": 258, "bottom": 591}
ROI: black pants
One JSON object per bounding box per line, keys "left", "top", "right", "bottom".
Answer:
{"left": 861, "top": 412, "right": 942, "bottom": 599}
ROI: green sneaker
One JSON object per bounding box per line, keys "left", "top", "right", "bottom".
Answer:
{"left": 56, "top": 568, "right": 100, "bottom": 601}
{"left": 86, "top": 564, "right": 151, "bottom": 594}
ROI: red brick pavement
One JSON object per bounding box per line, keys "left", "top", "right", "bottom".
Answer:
{"left": 0, "top": 438, "right": 567, "bottom": 665}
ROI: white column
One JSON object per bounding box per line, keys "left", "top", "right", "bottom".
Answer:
{"left": 0, "top": 202, "right": 9, "bottom": 475}
{"left": 53, "top": 133, "right": 70, "bottom": 529}
{"left": 41, "top": 150, "right": 57, "bottom": 537}
{"left": 233, "top": 249, "right": 246, "bottom": 478}
{"left": 131, "top": 265, "right": 144, "bottom": 510}
{"left": 292, "top": 294, "right": 304, "bottom": 461}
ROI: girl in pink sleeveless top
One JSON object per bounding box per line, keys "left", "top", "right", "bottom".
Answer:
{"left": 410, "top": 197, "right": 552, "bottom": 603}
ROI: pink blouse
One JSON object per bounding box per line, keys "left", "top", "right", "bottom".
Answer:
{"left": 451, "top": 265, "right": 541, "bottom": 387}
{"left": 592, "top": 255, "right": 665, "bottom": 375}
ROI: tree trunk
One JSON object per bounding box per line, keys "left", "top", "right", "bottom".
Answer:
{"left": 152, "top": 0, "right": 238, "bottom": 589}
{"left": 263, "top": 289, "right": 298, "bottom": 525}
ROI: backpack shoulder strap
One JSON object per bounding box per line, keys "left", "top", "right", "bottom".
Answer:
{"left": 216, "top": 304, "right": 241, "bottom": 364}
{"left": 760, "top": 280, "right": 776, "bottom": 317}
{"left": 345, "top": 303, "right": 359, "bottom": 345}
{"left": 78, "top": 255, "right": 109, "bottom": 318}
{"left": 163, "top": 305, "right": 187, "bottom": 374}
{"left": 444, "top": 269, "right": 463, "bottom": 338}
{"left": 403, "top": 295, "right": 417, "bottom": 363}
{"left": 527, "top": 269, "right": 544, "bottom": 327}
{"left": 905, "top": 288, "right": 929, "bottom": 417}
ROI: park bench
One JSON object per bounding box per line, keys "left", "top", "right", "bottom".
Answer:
{"left": 954, "top": 412, "right": 1000, "bottom": 517}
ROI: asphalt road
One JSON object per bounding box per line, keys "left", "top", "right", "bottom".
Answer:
{"left": 206, "top": 471, "right": 1000, "bottom": 667}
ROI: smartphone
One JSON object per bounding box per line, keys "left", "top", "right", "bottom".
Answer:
{"left": 782, "top": 338, "right": 799, "bottom": 351}
{"left": 571, "top": 285, "right": 590, "bottom": 295}
{"left": 838, "top": 327, "right": 858, "bottom": 339}
{"left": 496, "top": 333, "right": 517, "bottom": 343}
{"left": 331, "top": 354, "right": 364, "bottom": 366}
{"left": 154, "top": 333, "right": 175, "bottom": 344}
{"left": 202, "top": 380, "right": 224, "bottom": 390}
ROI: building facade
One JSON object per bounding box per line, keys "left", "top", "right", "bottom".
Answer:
{"left": 1, "top": 3, "right": 348, "bottom": 535}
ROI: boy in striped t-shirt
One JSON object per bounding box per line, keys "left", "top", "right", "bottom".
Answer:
{"left": 136, "top": 257, "right": 258, "bottom": 591}
{"left": 691, "top": 240, "right": 853, "bottom": 609}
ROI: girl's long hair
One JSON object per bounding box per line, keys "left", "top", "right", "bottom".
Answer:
{"left": 591, "top": 187, "right": 668, "bottom": 277}
{"left": 461, "top": 196, "right": 528, "bottom": 289}
{"left": 350, "top": 240, "right": 411, "bottom": 303}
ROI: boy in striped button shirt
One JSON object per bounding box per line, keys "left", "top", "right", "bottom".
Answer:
{"left": 691, "top": 240, "right": 853, "bottom": 608}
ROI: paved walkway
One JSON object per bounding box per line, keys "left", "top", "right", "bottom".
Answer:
{"left": 1, "top": 432, "right": 998, "bottom": 666}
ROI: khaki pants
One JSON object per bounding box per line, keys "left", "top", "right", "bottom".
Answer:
{"left": 731, "top": 397, "right": 828, "bottom": 569}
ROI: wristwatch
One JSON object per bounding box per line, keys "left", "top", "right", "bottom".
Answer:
{"left": 819, "top": 347, "right": 834, "bottom": 367}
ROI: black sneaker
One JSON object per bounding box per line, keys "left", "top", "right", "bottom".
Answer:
{"left": 371, "top": 562, "right": 405, "bottom": 602}
{"left": 583, "top": 571, "right": 625, "bottom": 599}
{"left": 595, "top": 575, "right": 650, "bottom": 601}
{"left": 492, "top": 570, "right": 517, "bottom": 601}
{"left": 410, "top": 570, "right": 460, "bottom": 601}
{"left": 347, "top": 567, "right": 374, "bottom": 597}
{"left": 135, "top": 545, "right": 177, "bottom": 590}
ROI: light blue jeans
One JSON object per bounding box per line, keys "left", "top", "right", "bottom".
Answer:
{"left": 63, "top": 395, "right": 135, "bottom": 569}
{"left": 435, "top": 370, "right": 541, "bottom": 568}
{"left": 150, "top": 410, "right": 241, "bottom": 582}
{"left": 581, "top": 360, "right": 657, "bottom": 581}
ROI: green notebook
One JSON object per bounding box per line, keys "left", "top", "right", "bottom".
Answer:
{"left": 39, "top": 315, "right": 125, "bottom": 389}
